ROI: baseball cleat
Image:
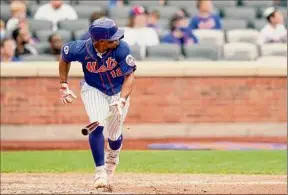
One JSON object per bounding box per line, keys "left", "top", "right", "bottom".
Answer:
{"left": 93, "top": 166, "right": 108, "bottom": 188}
{"left": 105, "top": 146, "right": 121, "bottom": 180}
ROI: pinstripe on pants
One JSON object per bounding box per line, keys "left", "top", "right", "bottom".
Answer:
{"left": 81, "top": 82, "right": 129, "bottom": 141}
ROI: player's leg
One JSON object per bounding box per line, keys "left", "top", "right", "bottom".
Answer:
{"left": 80, "top": 82, "right": 109, "bottom": 188}
{"left": 104, "top": 94, "right": 130, "bottom": 179}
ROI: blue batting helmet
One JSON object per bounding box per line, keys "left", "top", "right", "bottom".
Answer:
{"left": 89, "top": 18, "right": 124, "bottom": 42}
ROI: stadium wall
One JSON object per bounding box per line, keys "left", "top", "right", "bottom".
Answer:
{"left": 1, "top": 60, "right": 286, "bottom": 125}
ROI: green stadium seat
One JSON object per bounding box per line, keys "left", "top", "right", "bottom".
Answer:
{"left": 223, "top": 42, "right": 259, "bottom": 61}
{"left": 222, "top": 7, "right": 256, "bottom": 21}
{"left": 74, "top": 5, "right": 104, "bottom": 19}
{"left": 261, "top": 43, "right": 287, "bottom": 56}
{"left": 242, "top": 0, "right": 274, "bottom": 8}
{"left": 130, "top": 44, "right": 144, "bottom": 60}
{"left": 149, "top": 6, "right": 179, "bottom": 19}
{"left": 74, "top": 29, "right": 87, "bottom": 40}
{"left": 226, "top": 29, "right": 260, "bottom": 44}
{"left": 21, "top": 54, "right": 57, "bottom": 61}
{"left": 146, "top": 44, "right": 181, "bottom": 60}
{"left": 129, "top": 0, "right": 163, "bottom": 7}
{"left": 222, "top": 19, "right": 248, "bottom": 30}
{"left": 166, "top": 0, "right": 196, "bottom": 8}
{"left": 34, "top": 42, "right": 50, "bottom": 54}
{"left": 184, "top": 44, "right": 221, "bottom": 60}
{"left": 109, "top": 6, "right": 131, "bottom": 19}
{"left": 58, "top": 19, "right": 89, "bottom": 32}
{"left": 0, "top": 4, "right": 11, "bottom": 22}
{"left": 35, "top": 29, "right": 72, "bottom": 42}
{"left": 28, "top": 19, "right": 53, "bottom": 33}
{"left": 193, "top": 29, "right": 225, "bottom": 46}
{"left": 251, "top": 19, "right": 266, "bottom": 31}
{"left": 77, "top": 0, "right": 109, "bottom": 7}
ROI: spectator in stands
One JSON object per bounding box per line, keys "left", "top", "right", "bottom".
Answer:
{"left": 6, "top": 1, "right": 28, "bottom": 35}
{"left": 147, "top": 10, "right": 160, "bottom": 32}
{"left": 177, "top": 8, "right": 190, "bottom": 18}
{"left": 123, "top": 6, "right": 160, "bottom": 47}
{"left": 0, "top": 38, "right": 20, "bottom": 62}
{"left": 9, "top": 0, "right": 32, "bottom": 17}
{"left": 189, "top": 0, "right": 222, "bottom": 30}
{"left": 47, "top": 33, "right": 63, "bottom": 61}
{"left": 109, "top": 0, "right": 124, "bottom": 8}
{"left": 257, "top": 7, "right": 287, "bottom": 45}
{"left": 81, "top": 11, "right": 106, "bottom": 40}
{"left": 0, "top": 20, "right": 6, "bottom": 41}
{"left": 162, "top": 14, "right": 198, "bottom": 45}
{"left": 34, "top": 0, "right": 78, "bottom": 31}
{"left": 12, "top": 27, "right": 38, "bottom": 57}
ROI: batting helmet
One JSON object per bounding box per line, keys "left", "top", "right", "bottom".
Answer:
{"left": 89, "top": 18, "right": 124, "bottom": 42}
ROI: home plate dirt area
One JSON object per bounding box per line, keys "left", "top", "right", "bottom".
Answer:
{"left": 1, "top": 173, "right": 286, "bottom": 194}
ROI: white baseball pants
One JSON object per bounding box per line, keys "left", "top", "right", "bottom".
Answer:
{"left": 80, "top": 81, "right": 129, "bottom": 140}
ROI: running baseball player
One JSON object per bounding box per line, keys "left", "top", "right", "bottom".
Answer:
{"left": 58, "top": 18, "right": 136, "bottom": 188}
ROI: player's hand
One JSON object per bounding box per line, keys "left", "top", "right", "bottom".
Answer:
{"left": 59, "top": 83, "right": 77, "bottom": 104}
{"left": 109, "top": 98, "right": 126, "bottom": 116}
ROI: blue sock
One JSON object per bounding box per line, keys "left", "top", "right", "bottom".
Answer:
{"left": 89, "top": 126, "right": 104, "bottom": 167}
{"left": 108, "top": 134, "right": 123, "bottom": 150}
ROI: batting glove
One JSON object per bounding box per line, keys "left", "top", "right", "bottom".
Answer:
{"left": 109, "top": 98, "right": 126, "bottom": 116}
{"left": 60, "top": 83, "right": 77, "bottom": 104}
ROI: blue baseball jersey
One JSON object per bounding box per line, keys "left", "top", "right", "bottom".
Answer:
{"left": 189, "top": 14, "right": 222, "bottom": 30}
{"left": 61, "top": 38, "right": 136, "bottom": 96}
{"left": 161, "top": 27, "right": 198, "bottom": 45}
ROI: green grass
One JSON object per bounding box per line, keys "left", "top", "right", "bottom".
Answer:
{"left": 1, "top": 150, "right": 286, "bottom": 174}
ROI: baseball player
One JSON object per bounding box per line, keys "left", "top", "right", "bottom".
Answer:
{"left": 58, "top": 18, "right": 136, "bottom": 188}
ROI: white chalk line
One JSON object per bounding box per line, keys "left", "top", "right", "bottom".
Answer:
{"left": 133, "top": 181, "right": 287, "bottom": 186}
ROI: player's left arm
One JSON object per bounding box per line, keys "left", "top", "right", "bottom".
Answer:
{"left": 120, "top": 71, "right": 135, "bottom": 100}
{"left": 109, "top": 43, "right": 136, "bottom": 115}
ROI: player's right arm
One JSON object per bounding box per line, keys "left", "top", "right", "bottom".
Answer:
{"left": 59, "top": 59, "right": 71, "bottom": 83}
{"left": 58, "top": 42, "right": 79, "bottom": 104}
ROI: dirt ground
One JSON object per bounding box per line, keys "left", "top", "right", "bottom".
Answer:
{"left": 1, "top": 137, "right": 286, "bottom": 194}
{"left": 1, "top": 173, "right": 286, "bottom": 194}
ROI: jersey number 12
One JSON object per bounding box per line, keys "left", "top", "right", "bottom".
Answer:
{"left": 110, "top": 68, "right": 123, "bottom": 78}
